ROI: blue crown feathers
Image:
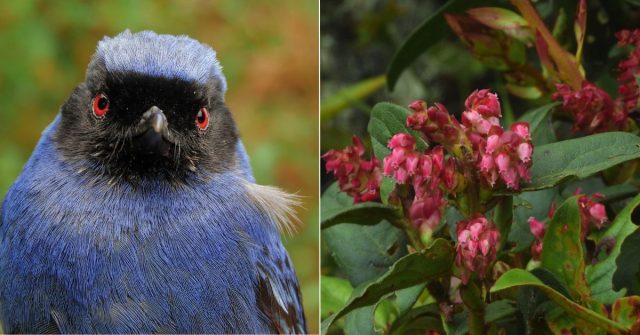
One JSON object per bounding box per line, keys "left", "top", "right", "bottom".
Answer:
{"left": 94, "top": 30, "right": 227, "bottom": 93}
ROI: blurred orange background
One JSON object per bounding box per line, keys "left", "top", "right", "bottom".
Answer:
{"left": 0, "top": 0, "right": 319, "bottom": 332}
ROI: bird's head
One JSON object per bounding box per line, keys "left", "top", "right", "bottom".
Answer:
{"left": 55, "top": 30, "right": 239, "bottom": 184}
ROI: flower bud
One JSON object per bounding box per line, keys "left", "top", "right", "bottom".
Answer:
{"left": 407, "top": 101, "right": 465, "bottom": 147}
{"left": 465, "top": 89, "right": 502, "bottom": 117}
{"left": 455, "top": 215, "right": 500, "bottom": 284}
{"left": 576, "top": 191, "right": 609, "bottom": 236}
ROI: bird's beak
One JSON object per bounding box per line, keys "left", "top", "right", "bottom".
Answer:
{"left": 132, "top": 106, "right": 175, "bottom": 157}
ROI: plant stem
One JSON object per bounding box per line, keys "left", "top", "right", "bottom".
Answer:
{"left": 461, "top": 145, "right": 482, "bottom": 217}
{"left": 460, "top": 281, "right": 486, "bottom": 335}
{"left": 397, "top": 217, "right": 425, "bottom": 250}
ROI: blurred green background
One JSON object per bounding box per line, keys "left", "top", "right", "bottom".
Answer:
{"left": 0, "top": 0, "right": 318, "bottom": 332}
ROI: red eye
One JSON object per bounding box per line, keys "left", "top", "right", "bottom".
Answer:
{"left": 196, "top": 107, "right": 209, "bottom": 130}
{"left": 92, "top": 93, "right": 109, "bottom": 118}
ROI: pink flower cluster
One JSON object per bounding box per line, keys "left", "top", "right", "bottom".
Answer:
{"left": 408, "top": 89, "right": 533, "bottom": 190}
{"left": 528, "top": 191, "right": 608, "bottom": 260}
{"left": 616, "top": 29, "right": 640, "bottom": 117}
{"left": 322, "top": 136, "right": 382, "bottom": 203}
{"left": 552, "top": 28, "right": 640, "bottom": 134}
{"left": 528, "top": 203, "right": 556, "bottom": 261}
{"left": 407, "top": 101, "right": 464, "bottom": 146}
{"left": 553, "top": 82, "right": 624, "bottom": 133}
{"left": 455, "top": 215, "right": 500, "bottom": 284}
{"left": 461, "top": 91, "right": 533, "bottom": 189}
{"left": 528, "top": 216, "right": 546, "bottom": 261}
{"left": 461, "top": 89, "right": 502, "bottom": 147}
{"left": 577, "top": 191, "right": 608, "bottom": 238}
{"left": 383, "top": 133, "right": 457, "bottom": 232}
{"left": 477, "top": 123, "right": 533, "bottom": 190}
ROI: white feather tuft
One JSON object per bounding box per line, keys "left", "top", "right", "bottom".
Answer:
{"left": 243, "top": 182, "right": 303, "bottom": 236}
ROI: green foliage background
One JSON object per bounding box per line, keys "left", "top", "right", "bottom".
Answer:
{"left": 0, "top": 1, "right": 319, "bottom": 332}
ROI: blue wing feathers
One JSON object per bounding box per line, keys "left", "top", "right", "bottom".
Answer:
{"left": 0, "top": 119, "right": 305, "bottom": 333}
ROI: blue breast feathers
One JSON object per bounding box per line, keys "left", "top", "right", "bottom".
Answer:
{"left": 0, "top": 117, "right": 305, "bottom": 333}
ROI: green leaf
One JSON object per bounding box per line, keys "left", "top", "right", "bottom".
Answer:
{"left": 531, "top": 267, "right": 573, "bottom": 299}
{"left": 600, "top": 183, "right": 639, "bottom": 203}
{"left": 505, "top": 83, "right": 543, "bottom": 99}
{"left": 373, "top": 284, "right": 426, "bottom": 333}
{"left": 321, "top": 75, "right": 386, "bottom": 121}
{"left": 492, "top": 269, "right": 628, "bottom": 334}
{"left": 368, "top": 102, "right": 426, "bottom": 162}
{"left": 484, "top": 300, "right": 518, "bottom": 323}
{"left": 613, "top": 229, "right": 640, "bottom": 297}
{"left": 386, "top": 0, "right": 468, "bottom": 91}
{"left": 392, "top": 285, "right": 426, "bottom": 314}
{"left": 611, "top": 296, "right": 640, "bottom": 330}
{"left": 321, "top": 276, "right": 354, "bottom": 320}
{"left": 322, "top": 182, "right": 408, "bottom": 286}
{"left": 345, "top": 306, "right": 379, "bottom": 335}
{"left": 540, "top": 196, "right": 591, "bottom": 302}
{"left": 323, "top": 222, "right": 408, "bottom": 286}
{"left": 516, "top": 268, "right": 572, "bottom": 332}
{"left": 380, "top": 176, "right": 395, "bottom": 205}
{"left": 445, "top": 206, "right": 465, "bottom": 242}
{"left": 373, "top": 301, "right": 395, "bottom": 333}
{"left": 524, "top": 132, "right": 640, "bottom": 191}
{"left": 588, "top": 194, "right": 640, "bottom": 304}
{"left": 388, "top": 304, "right": 444, "bottom": 335}
{"left": 448, "top": 310, "right": 469, "bottom": 335}
{"left": 561, "top": 177, "right": 638, "bottom": 203}
{"left": 347, "top": 287, "right": 428, "bottom": 335}
{"left": 321, "top": 201, "right": 402, "bottom": 229}
{"left": 321, "top": 239, "right": 454, "bottom": 335}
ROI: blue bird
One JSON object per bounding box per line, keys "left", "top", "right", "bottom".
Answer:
{"left": 0, "top": 30, "right": 306, "bottom": 334}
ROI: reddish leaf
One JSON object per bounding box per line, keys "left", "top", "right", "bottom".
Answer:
{"left": 467, "top": 7, "right": 534, "bottom": 43}
{"left": 510, "top": 0, "right": 584, "bottom": 89}
{"left": 611, "top": 296, "right": 640, "bottom": 331}
{"left": 574, "top": 0, "right": 587, "bottom": 63}
{"left": 535, "top": 31, "right": 559, "bottom": 80}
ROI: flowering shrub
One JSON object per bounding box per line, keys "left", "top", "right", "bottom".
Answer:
{"left": 321, "top": 1, "right": 640, "bottom": 335}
